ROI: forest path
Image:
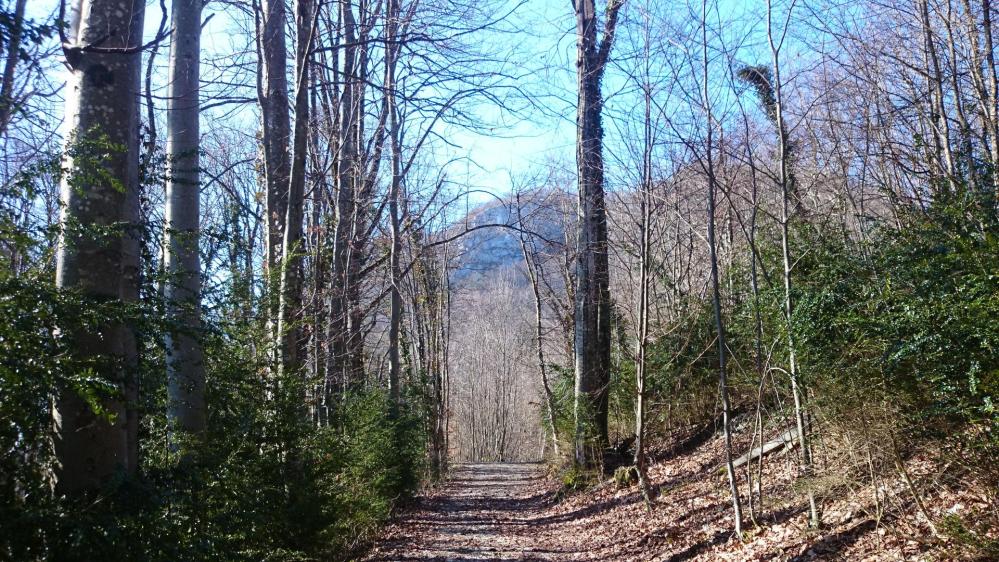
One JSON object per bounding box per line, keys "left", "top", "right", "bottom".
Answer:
{"left": 363, "top": 462, "right": 582, "bottom": 561}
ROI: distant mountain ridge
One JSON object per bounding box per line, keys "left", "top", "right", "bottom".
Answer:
{"left": 449, "top": 190, "right": 572, "bottom": 285}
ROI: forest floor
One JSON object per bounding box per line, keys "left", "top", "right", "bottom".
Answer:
{"left": 363, "top": 427, "right": 984, "bottom": 561}
{"left": 363, "top": 463, "right": 560, "bottom": 561}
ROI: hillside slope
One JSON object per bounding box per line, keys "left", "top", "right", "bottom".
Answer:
{"left": 365, "top": 420, "right": 987, "bottom": 561}
{"left": 450, "top": 189, "right": 571, "bottom": 286}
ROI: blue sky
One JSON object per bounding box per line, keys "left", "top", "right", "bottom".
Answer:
{"left": 28, "top": 0, "right": 580, "bottom": 205}
{"left": 27, "top": 0, "right": 783, "bottom": 204}
{"left": 408, "top": 0, "right": 582, "bottom": 203}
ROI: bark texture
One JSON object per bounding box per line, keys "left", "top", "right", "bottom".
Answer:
{"left": 53, "top": 0, "right": 145, "bottom": 494}
{"left": 277, "top": 0, "right": 316, "bottom": 378}
{"left": 386, "top": 0, "right": 403, "bottom": 410}
{"left": 573, "top": 0, "right": 622, "bottom": 466}
{"left": 258, "top": 0, "right": 291, "bottom": 314}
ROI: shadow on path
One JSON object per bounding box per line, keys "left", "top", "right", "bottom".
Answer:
{"left": 365, "top": 463, "right": 587, "bottom": 562}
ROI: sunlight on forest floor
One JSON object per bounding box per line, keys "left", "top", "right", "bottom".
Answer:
{"left": 365, "top": 424, "right": 971, "bottom": 561}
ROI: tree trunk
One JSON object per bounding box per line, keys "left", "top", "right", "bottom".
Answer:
{"left": 258, "top": 0, "right": 291, "bottom": 344}
{"left": 516, "top": 195, "right": 561, "bottom": 458}
{"left": 919, "top": 0, "right": 957, "bottom": 192}
{"left": 767, "top": 0, "right": 820, "bottom": 528}
{"left": 165, "top": 0, "right": 207, "bottom": 440}
{"left": 634, "top": 51, "right": 653, "bottom": 500}
{"left": 432, "top": 248, "right": 450, "bottom": 476}
{"left": 0, "top": 0, "right": 27, "bottom": 137}
{"left": 703, "top": 0, "right": 742, "bottom": 535}
{"left": 53, "top": 0, "right": 145, "bottom": 494}
{"left": 277, "top": 0, "right": 316, "bottom": 378}
{"left": 385, "top": 0, "right": 403, "bottom": 412}
{"left": 573, "top": 0, "right": 622, "bottom": 467}
{"left": 330, "top": 0, "right": 360, "bottom": 392}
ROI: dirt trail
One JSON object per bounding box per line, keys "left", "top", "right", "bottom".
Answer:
{"left": 363, "top": 444, "right": 944, "bottom": 561}
{"left": 363, "top": 463, "right": 572, "bottom": 561}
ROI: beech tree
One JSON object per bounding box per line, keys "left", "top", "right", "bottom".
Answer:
{"left": 2, "top": 0, "right": 995, "bottom": 557}
{"left": 53, "top": 0, "right": 145, "bottom": 493}
{"left": 164, "top": 0, "right": 206, "bottom": 440}
{"left": 386, "top": 0, "right": 403, "bottom": 410}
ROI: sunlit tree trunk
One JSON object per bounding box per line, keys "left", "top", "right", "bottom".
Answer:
{"left": 516, "top": 194, "right": 561, "bottom": 458}
{"left": 919, "top": 0, "right": 957, "bottom": 192}
{"left": 345, "top": 5, "right": 384, "bottom": 387}
{"left": 634, "top": 49, "right": 652, "bottom": 500}
{"left": 439, "top": 246, "right": 452, "bottom": 473}
{"left": 767, "top": 0, "right": 820, "bottom": 528}
{"left": 53, "top": 0, "right": 145, "bottom": 494}
{"left": 277, "top": 0, "right": 316, "bottom": 378}
{"left": 982, "top": 0, "right": 999, "bottom": 196}
{"left": 257, "top": 0, "right": 291, "bottom": 347}
{"left": 164, "top": 0, "right": 206, "bottom": 440}
{"left": 386, "top": 0, "right": 403, "bottom": 411}
{"left": 330, "top": 0, "right": 360, "bottom": 392}
{"left": 702, "top": 0, "right": 742, "bottom": 535}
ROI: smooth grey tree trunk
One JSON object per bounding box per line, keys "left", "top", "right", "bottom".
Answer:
{"left": 345, "top": 2, "right": 376, "bottom": 388}
{"left": 634, "top": 44, "right": 652, "bottom": 500}
{"left": 919, "top": 0, "right": 957, "bottom": 192}
{"left": 53, "top": 0, "right": 145, "bottom": 494}
{"left": 572, "top": 0, "right": 622, "bottom": 467}
{"left": 329, "top": 0, "right": 360, "bottom": 392}
{"left": 707, "top": 157, "right": 743, "bottom": 537}
{"left": 165, "top": 0, "right": 207, "bottom": 438}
